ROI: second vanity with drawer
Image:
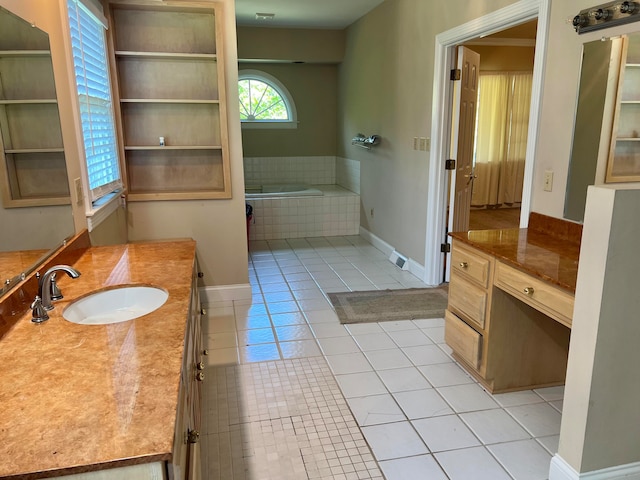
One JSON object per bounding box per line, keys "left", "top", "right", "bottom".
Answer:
{"left": 445, "top": 213, "right": 581, "bottom": 393}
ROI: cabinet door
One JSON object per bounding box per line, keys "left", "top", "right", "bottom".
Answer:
{"left": 607, "top": 34, "right": 640, "bottom": 182}
{"left": 185, "top": 261, "right": 204, "bottom": 480}
{"left": 170, "top": 263, "right": 204, "bottom": 480}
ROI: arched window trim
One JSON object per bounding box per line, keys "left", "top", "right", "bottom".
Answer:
{"left": 239, "top": 70, "right": 298, "bottom": 129}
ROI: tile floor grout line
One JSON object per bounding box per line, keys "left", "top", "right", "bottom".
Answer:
{"left": 203, "top": 235, "right": 560, "bottom": 479}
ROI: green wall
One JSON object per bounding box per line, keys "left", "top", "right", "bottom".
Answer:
{"left": 238, "top": 63, "right": 338, "bottom": 157}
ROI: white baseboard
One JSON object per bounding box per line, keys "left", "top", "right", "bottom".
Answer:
{"left": 200, "top": 284, "right": 252, "bottom": 303}
{"left": 359, "top": 226, "right": 394, "bottom": 257}
{"left": 550, "top": 455, "right": 640, "bottom": 480}
{"left": 359, "top": 227, "right": 426, "bottom": 282}
{"left": 408, "top": 258, "right": 426, "bottom": 280}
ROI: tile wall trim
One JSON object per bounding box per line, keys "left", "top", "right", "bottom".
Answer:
{"left": 243, "top": 156, "right": 336, "bottom": 186}
{"left": 550, "top": 455, "right": 640, "bottom": 480}
{"left": 200, "top": 284, "right": 252, "bottom": 303}
{"left": 359, "top": 226, "right": 427, "bottom": 285}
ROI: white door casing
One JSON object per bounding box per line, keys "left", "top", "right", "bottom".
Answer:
{"left": 423, "top": 0, "right": 550, "bottom": 286}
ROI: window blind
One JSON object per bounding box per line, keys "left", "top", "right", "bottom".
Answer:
{"left": 68, "top": 0, "right": 121, "bottom": 202}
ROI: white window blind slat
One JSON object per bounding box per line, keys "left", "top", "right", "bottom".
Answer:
{"left": 68, "top": 0, "right": 121, "bottom": 203}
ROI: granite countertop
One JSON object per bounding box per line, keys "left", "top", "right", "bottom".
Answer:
{"left": 0, "top": 240, "right": 196, "bottom": 479}
{"left": 449, "top": 226, "right": 581, "bottom": 293}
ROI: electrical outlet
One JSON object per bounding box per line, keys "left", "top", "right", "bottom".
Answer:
{"left": 74, "top": 177, "right": 84, "bottom": 206}
{"left": 419, "top": 137, "right": 427, "bottom": 151}
{"left": 543, "top": 170, "right": 554, "bottom": 192}
{"left": 413, "top": 137, "right": 419, "bottom": 150}
{"left": 425, "top": 137, "right": 431, "bottom": 151}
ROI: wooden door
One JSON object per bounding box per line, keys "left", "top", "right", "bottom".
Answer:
{"left": 449, "top": 46, "right": 480, "bottom": 233}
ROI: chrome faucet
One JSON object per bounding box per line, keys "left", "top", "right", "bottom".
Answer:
{"left": 31, "top": 265, "right": 81, "bottom": 323}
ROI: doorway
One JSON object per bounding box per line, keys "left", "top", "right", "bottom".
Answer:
{"left": 423, "top": 0, "right": 550, "bottom": 286}
{"left": 457, "top": 22, "right": 537, "bottom": 232}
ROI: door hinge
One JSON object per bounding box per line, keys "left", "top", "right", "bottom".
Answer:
{"left": 445, "top": 159, "right": 456, "bottom": 170}
{"left": 440, "top": 243, "right": 451, "bottom": 253}
{"left": 450, "top": 68, "right": 461, "bottom": 81}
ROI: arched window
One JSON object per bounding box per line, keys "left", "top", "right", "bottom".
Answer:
{"left": 238, "top": 70, "right": 297, "bottom": 129}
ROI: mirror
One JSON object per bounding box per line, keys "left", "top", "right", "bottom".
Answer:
{"left": 0, "top": 5, "right": 74, "bottom": 296}
{"left": 565, "top": 35, "right": 628, "bottom": 221}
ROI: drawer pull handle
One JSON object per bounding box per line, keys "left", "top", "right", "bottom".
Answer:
{"left": 187, "top": 429, "right": 200, "bottom": 444}
{"left": 195, "top": 371, "right": 205, "bottom": 382}
{"left": 524, "top": 287, "right": 535, "bottom": 295}
{"left": 459, "top": 262, "right": 469, "bottom": 269}
{"left": 196, "top": 361, "right": 205, "bottom": 370}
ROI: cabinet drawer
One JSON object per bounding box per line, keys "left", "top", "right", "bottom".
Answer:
{"left": 445, "top": 309, "right": 482, "bottom": 370}
{"left": 451, "top": 241, "right": 491, "bottom": 288}
{"left": 495, "top": 262, "right": 574, "bottom": 328}
{"left": 449, "top": 271, "right": 487, "bottom": 329}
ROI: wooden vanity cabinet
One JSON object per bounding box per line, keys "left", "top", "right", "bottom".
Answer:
{"left": 445, "top": 241, "right": 493, "bottom": 373}
{"left": 48, "top": 263, "right": 205, "bottom": 480}
{"left": 170, "top": 261, "right": 204, "bottom": 480}
{"left": 106, "top": 1, "right": 231, "bottom": 201}
{"left": 445, "top": 239, "right": 572, "bottom": 393}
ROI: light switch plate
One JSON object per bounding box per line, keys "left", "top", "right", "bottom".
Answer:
{"left": 544, "top": 171, "right": 553, "bottom": 192}
{"left": 74, "top": 177, "right": 84, "bottom": 206}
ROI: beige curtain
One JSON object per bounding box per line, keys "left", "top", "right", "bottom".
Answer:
{"left": 471, "top": 72, "right": 533, "bottom": 207}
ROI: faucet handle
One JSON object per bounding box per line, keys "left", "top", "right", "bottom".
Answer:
{"left": 31, "top": 296, "right": 49, "bottom": 323}
{"left": 50, "top": 273, "right": 64, "bottom": 301}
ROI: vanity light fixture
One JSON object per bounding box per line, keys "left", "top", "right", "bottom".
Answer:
{"left": 573, "top": 1, "right": 640, "bottom": 34}
{"left": 352, "top": 133, "right": 381, "bottom": 150}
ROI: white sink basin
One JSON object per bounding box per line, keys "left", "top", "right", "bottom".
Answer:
{"left": 63, "top": 286, "right": 168, "bottom": 325}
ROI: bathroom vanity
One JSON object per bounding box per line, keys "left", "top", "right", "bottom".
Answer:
{"left": 445, "top": 213, "right": 582, "bottom": 393}
{"left": 0, "top": 238, "right": 204, "bottom": 480}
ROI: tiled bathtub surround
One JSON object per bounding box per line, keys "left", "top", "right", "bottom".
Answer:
{"left": 243, "top": 156, "right": 361, "bottom": 194}
{"left": 248, "top": 186, "right": 360, "bottom": 240}
{"left": 336, "top": 157, "right": 360, "bottom": 194}
{"left": 244, "top": 156, "right": 336, "bottom": 186}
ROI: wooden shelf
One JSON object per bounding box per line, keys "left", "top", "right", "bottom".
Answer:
{"left": 0, "top": 99, "right": 57, "bottom": 105}
{"left": 0, "top": 39, "right": 68, "bottom": 206}
{"left": 606, "top": 34, "right": 640, "bottom": 183}
{"left": 5, "top": 148, "right": 65, "bottom": 154}
{"left": 124, "top": 146, "right": 222, "bottom": 151}
{"left": 115, "top": 50, "right": 216, "bottom": 60}
{"left": 108, "top": 1, "right": 230, "bottom": 200}
{"left": 0, "top": 50, "right": 51, "bottom": 58}
{"left": 120, "top": 99, "right": 220, "bottom": 104}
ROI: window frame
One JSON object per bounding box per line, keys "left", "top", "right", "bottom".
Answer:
{"left": 238, "top": 70, "right": 298, "bottom": 129}
{"left": 66, "top": 0, "right": 122, "bottom": 217}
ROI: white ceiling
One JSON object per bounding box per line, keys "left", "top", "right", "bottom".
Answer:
{"left": 235, "top": 0, "right": 386, "bottom": 29}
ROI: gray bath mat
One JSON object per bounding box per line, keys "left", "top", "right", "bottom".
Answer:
{"left": 328, "top": 287, "right": 448, "bottom": 324}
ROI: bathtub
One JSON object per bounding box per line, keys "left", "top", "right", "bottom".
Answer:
{"left": 245, "top": 184, "right": 323, "bottom": 198}
{"left": 245, "top": 185, "right": 360, "bottom": 240}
